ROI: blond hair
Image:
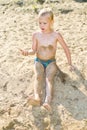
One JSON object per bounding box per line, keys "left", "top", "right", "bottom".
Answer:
{"left": 38, "top": 8, "right": 54, "bottom": 20}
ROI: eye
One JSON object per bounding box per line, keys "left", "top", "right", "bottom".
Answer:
{"left": 44, "top": 22, "right": 47, "bottom": 24}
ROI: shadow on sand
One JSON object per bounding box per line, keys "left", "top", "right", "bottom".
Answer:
{"left": 74, "top": 0, "right": 87, "bottom": 2}
{"left": 31, "top": 66, "right": 87, "bottom": 129}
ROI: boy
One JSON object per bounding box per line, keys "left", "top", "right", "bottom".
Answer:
{"left": 19, "top": 8, "right": 74, "bottom": 110}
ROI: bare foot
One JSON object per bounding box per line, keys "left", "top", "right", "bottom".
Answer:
{"left": 42, "top": 102, "right": 51, "bottom": 111}
{"left": 28, "top": 96, "right": 41, "bottom": 106}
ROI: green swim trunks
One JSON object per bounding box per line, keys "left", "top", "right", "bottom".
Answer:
{"left": 34, "top": 57, "right": 55, "bottom": 68}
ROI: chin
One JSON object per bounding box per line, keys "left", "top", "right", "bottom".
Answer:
{"left": 41, "top": 30, "right": 45, "bottom": 33}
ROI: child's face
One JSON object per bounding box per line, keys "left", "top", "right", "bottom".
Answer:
{"left": 39, "top": 15, "right": 53, "bottom": 33}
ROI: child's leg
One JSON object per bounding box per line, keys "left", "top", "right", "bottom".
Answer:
{"left": 34, "top": 61, "right": 44, "bottom": 100}
{"left": 28, "top": 61, "right": 44, "bottom": 106}
{"left": 43, "top": 62, "right": 58, "bottom": 110}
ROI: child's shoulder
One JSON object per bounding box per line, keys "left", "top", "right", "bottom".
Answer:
{"left": 54, "top": 30, "right": 60, "bottom": 34}
{"left": 53, "top": 30, "right": 61, "bottom": 37}
{"left": 32, "top": 31, "right": 41, "bottom": 37}
{"left": 54, "top": 30, "right": 63, "bottom": 37}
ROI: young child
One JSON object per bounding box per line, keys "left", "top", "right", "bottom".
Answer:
{"left": 19, "top": 8, "right": 74, "bottom": 110}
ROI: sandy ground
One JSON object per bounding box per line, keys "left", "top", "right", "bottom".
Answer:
{"left": 0, "top": 0, "right": 87, "bottom": 130}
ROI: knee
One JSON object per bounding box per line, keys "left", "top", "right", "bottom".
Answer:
{"left": 35, "top": 74, "right": 43, "bottom": 81}
{"left": 46, "top": 76, "right": 52, "bottom": 82}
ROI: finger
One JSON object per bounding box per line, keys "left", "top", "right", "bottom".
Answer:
{"left": 18, "top": 48, "right": 23, "bottom": 52}
{"left": 70, "top": 67, "right": 75, "bottom": 72}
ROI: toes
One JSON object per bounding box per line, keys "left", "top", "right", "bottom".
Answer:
{"left": 42, "top": 103, "right": 51, "bottom": 111}
{"left": 27, "top": 96, "right": 41, "bottom": 106}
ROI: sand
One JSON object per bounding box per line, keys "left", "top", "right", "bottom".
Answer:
{"left": 0, "top": 0, "right": 87, "bottom": 130}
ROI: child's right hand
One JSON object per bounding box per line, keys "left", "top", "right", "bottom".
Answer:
{"left": 69, "top": 65, "right": 75, "bottom": 72}
{"left": 18, "top": 48, "right": 29, "bottom": 56}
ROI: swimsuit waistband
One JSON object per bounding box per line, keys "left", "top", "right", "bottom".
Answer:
{"left": 34, "top": 57, "right": 55, "bottom": 62}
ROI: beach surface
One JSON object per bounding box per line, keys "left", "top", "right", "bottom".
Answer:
{"left": 0, "top": 0, "right": 87, "bottom": 129}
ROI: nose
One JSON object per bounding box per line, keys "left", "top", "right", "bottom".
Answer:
{"left": 40, "top": 23, "right": 44, "bottom": 29}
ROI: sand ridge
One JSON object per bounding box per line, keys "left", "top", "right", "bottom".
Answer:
{"left": 0, "top": 0, "right": 87, "bottom": 130}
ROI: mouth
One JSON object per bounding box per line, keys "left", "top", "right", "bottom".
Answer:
{"left": 41, "top": 28, "right": 45, "bottom": 31}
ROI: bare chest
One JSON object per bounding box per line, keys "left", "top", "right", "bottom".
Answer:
{"left": 37, "top": 34, "right": 57, "bottom": 47}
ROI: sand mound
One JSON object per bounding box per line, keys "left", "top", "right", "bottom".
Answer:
{"left": 0, "top": 0, "right": 87, "bottom": 130}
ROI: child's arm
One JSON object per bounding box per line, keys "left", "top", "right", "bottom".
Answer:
{"left": 19, "top": 33, "right": 37, "bottom": 56}
{"left": 19, "top": 48, "right": 35, "bottom": 56}
{"left": 57, "top": 33, "right": 74, "bottom": 71}
{"left": 32, "top": 32, "right": 37, "bottom": 53}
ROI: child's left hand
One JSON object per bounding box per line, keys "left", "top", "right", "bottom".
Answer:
{"left": 69, "top": 65, "right": 75, "bottom": 72}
